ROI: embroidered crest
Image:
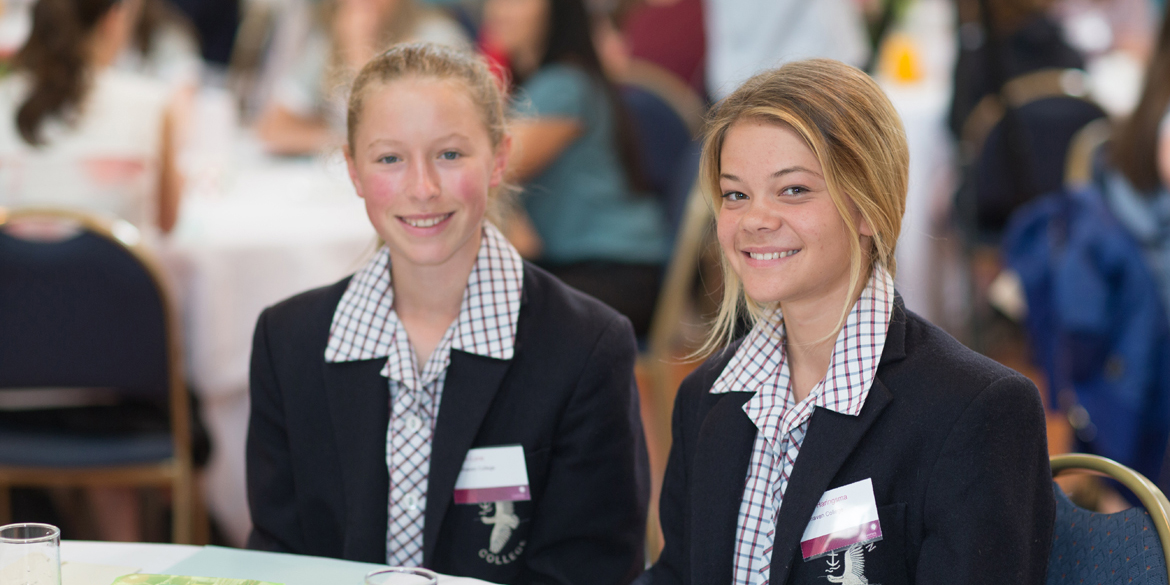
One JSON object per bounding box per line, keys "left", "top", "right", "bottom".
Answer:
{"left": 824, "top": 542, "right": 878, "bottom": 585}
{"left": 477, "top": 502, "right": 525, "bottom": 565}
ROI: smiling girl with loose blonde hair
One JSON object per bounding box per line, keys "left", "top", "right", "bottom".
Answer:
{"left": 643, "top": 59, "right": 1053, "bottom": 585}
{"left": 699, "top": 58, "right": 909, "bottom": 353}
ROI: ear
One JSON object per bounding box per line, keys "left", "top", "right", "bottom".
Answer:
{"left": 489, "top": 134, "right": 513, "bottom": 188}
{"left": 858, "top": 215, "right": 874, "bottom": 238}
{"left": 344, "top": 146, "right": 365, "bottom": 199}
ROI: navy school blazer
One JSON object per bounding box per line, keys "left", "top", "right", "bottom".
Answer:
{"left": 639, "top": 297, "right": 1055, "bottom": 585}
{"left": 246, "top": 262, "right": 649, "bottom": 585}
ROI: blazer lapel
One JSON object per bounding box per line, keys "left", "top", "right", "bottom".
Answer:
{"left": 691, "top": 391, "right": 758, "bottom": 584}
{"left": 422, "top": 349, "right": 512, "bottom": 566}
{"left": 767, "top": 380, "right": 893, "bottom": 585}
{"left": 323, "top": 358, "right": 392, "bottom": 563}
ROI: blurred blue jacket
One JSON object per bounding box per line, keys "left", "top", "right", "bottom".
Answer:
{"left": 1003, "top": 183, "right": 1170, "bottom": 482}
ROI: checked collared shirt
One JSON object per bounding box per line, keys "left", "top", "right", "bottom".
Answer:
{"left": 323, "top": 222, "right": 524, "bottom": 566}
{"left": 710, "top": 265, "right": 894, "bottom": 585}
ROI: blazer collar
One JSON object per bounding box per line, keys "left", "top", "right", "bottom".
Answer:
{"left": 881, "top": 293, "right": 909, "bottom": 366}
{"left": 691, "top": 390, "right": 758, "bottom": 585}
{"left": 767, "top": 378, "right": 893, "bottom": 584}
{"left": 422, "top": 349, "right": 512, "bottom": 566}
{"left": 322, "top": 357, "right": 392, "bottom": 563}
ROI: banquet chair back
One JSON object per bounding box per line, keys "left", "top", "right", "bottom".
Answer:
{"left": 0, "top": 207, "right": 196, "bottom": 543}
{"left": 1049, "top": 453, "right": 1170, "bottom": 584}
{"left": 958, "top": 68, "right": 1108, "bottom": 238}
{"left": 1064, "top": 117, "right": 1113, "bottom": 191}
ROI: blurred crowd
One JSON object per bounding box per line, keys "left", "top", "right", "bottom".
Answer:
{"left": 3, "top": 0, "right": 1170, "bottom": 541}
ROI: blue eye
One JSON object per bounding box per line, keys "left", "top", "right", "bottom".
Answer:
{"left": 781, "top": 186, "right": 808, "bottom": 196}
{"left": 440, "top": 151, "right": 460, "bottom": 160}
{"left": 722, "top": 191, "right": 748, "bottom": 201}
{"left": 378, "top": 155, "right": 400, "bottom": 164}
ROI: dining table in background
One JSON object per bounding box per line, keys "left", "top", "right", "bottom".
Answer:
{"left": 161, "top": 86, "right": 376, "bottom": 545}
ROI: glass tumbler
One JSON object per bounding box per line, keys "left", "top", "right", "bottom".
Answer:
{"left": 364, "top": 566, "right": 439, "bottom": 585}
{"left": 0, "top": 523, "right": 61, "bottom": 585}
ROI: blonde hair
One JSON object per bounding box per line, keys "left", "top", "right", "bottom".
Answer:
{"left": 700, "top": 58, "right": 909, "bottom": 354}
{"left": 346, "top": 43, "right": 514, "bottom": 219}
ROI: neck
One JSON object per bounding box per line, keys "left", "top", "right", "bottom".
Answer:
{"left": 390, "top": 226, "right": 483, "bottom": 330}
{"left": 781, "top": 266, "right": 872, "bottom": 403}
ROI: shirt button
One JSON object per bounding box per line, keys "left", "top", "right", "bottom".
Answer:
{"left": 402, "top": 492, "right": 421, "bottom": 511}
{"left": 405, "top": 415, "right": 423, "bottom": 432}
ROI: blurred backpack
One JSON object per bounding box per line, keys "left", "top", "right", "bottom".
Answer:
{"left": 1002, "top": 180, "right": 1170, "bottom": 482}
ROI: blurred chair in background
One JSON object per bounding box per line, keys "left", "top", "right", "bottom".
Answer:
{"left": 0, "top": 208, "right": 202, "bottom": 544}
{"left": 1049, "top": 453, "right": 1170, "bottom": 585}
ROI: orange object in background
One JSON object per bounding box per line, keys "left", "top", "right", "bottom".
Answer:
{"left": 879, "top": 32, "right": 923, "bottom": 84}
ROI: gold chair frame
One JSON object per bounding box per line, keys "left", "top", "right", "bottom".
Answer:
{"left": 0, "top": 207, "right": 198, "bottom": 543}
{"left": 960, "top": 68, "right": 1096, "bottom": 163}
{"left": 1062, "top": 118, "right": 1112, "bottom": 190}
{"left": 1051, "top": 452, "right": 1170, "bottom": 578}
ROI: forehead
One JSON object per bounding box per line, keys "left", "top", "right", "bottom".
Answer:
{"left": 720, "top": 119, "right": 822, "bottom": 175}
{"left": 354, "top": 76, "right": 486, "bottom": 138}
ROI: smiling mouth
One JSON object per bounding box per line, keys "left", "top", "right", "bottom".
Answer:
{"left": 400, "top": 213, "right": 453, "bottom": 228}
{"left": 747, "top": 250, "right": 799, "bottom": 260}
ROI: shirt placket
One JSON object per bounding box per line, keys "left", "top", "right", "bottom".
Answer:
{"left": 386, "top": 330, "right": 437, "bottom": 566}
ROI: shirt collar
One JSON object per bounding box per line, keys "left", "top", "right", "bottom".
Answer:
{"left": 710, "top": 264, "right": 895, "bottom": 420}
{"left": 324, "top": 222, "right": 524, "bottom": 364}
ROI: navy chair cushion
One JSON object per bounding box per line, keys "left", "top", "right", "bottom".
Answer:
{"left": 1048, "top": 483, "right": 1168, "bottom": 585}
{"left": 0, "top": 428, "right": 173, "bottom": 467}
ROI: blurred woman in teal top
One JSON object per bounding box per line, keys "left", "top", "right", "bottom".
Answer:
{"left": 484, "top": 0, "right": 670, "bottom": 336}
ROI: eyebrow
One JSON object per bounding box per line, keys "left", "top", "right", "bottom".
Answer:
{"left": 364, "top": 133, "right": 473, "bottom": 149}
{"left": 720, "top": 166, "right": 823, "bottom": 182}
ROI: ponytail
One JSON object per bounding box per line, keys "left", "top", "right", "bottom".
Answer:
{"left": 14, "top": 0, "right": 119, "bottom": 146}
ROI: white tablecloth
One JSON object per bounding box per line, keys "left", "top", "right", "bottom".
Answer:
{"left": 58, "top": 541, "right": 494, "bottom": 584}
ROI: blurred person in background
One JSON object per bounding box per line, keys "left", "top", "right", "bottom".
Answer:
{"left": 482, "top": 0, "right": 670, "bottom": 337}
{"left": 0, "top": 0, "right": 184, "bottom": 542}
{"left": 118, "top": 0, "right": 202, "bottom": 90}
{"left": 255, "top": 0, "right": 470, "bottom": 156}
{"left": 701, "top": 0, "right": 869, "bottom": 100}
{"left": 0, "top": 0, "right": 183, "bottom": 237}
{"left": 948, "top": 0, "right": 1083, "bottom": 137}
{"left": 1104, "top": 2, "right": 1170, "bottom": 316}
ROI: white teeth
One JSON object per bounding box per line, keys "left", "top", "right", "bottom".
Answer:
{"left": 403, "top": 214, "right": 451, "bottom": 228}
{"left": 748, "top": 250, "right": 798, "bottom": 260}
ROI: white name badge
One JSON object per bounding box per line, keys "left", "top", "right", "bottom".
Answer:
{"left": 453, "top": 445, "right": 532, "bottom": 505}
{"left": 799, "top": 478, "right": 883, "bottom": 560}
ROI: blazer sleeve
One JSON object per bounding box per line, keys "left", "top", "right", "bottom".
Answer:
{"left": 245, "top": 307, "right": 304, "bottom": 553}
{"left": 636, "top": 372, "right": 694, "bottom": 585}
{"left": 915, "top": 374, "right": 1055, "bottom": 584}
{"left": 522, "top": 315, "right": 649, "bottom": 585}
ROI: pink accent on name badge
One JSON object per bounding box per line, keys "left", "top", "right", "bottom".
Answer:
{"left": 799, "top": 478, "right": 883, "bottom": 560}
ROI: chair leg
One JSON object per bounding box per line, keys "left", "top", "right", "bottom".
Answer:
{"left": 192, "top": 477, "right": 211, "bottom": 545}
{"left": 0, "top": 484, "right": 11, "bottom": 525}
{"left": 172, "top": 473, "right": 193, "bottom": 544}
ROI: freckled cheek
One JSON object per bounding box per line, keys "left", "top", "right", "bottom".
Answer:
{"left": 716, "top": 212, "right": 740, "bottom": 259}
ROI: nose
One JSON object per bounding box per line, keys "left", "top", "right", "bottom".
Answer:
{"left": 740, "top": 199, "right": 782, "bottom": 233}
{"left": 407, "top": 157, "right": 441, "bottom": 201}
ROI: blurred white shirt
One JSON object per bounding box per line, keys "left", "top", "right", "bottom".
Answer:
{"left": 704, "top": 0, "right": 871, "bottom": 100}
